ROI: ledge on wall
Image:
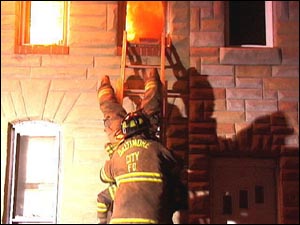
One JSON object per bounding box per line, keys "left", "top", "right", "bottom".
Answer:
{"left": 220, "top": 47, "right": 282, "bottom": 65}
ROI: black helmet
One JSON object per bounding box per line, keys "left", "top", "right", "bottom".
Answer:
{"left": 121, "top": 111, "right": 149, "bottom": 138}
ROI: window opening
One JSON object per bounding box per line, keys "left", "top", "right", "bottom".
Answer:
{"left": 239, "top": 190, "right": 248, "bottom": 209}
{"left": 255, "top": 185, "right": 264, "bottom": 203}
{"left": 15, "top": 1, "right": 69, "bottom": 54}
{"left": 223, "top": 192, "right": 233, "bottom": 215}
{"left": 29, "top": 1, "right": 66, "bottom": 45}
{"left": 226, "top": 1, "right": 273, "bottom": 47}
{"left": 5, "top": 121, "right": 61, "bottom": 224}
{"left": 117, "top": 1, "right": 166, "bottom": 53}
{"left": 126, "top": 1, "right": 164, "bottom": 43}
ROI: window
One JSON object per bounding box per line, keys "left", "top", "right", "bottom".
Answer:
{"left": 117, "top": 1, "right": 166, "bottom": 55}
{"left": 225, "top": 1, "right": 273, "bottom": 47}
{"left": 255, "top": 185, "right": 264, "bottom": 203}
{"left": 4, "top": 121, "right": 61, "bottom": 224}
{"left": 15, "top": 1, "right": 69, "bottom": 54}
{"left": 223, "top": 192, "right": 232, "bottom": 214}
{"left": 239, "top": 190, "right": 248, "bottom": 209}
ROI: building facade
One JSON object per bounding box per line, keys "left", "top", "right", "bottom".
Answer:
{"left": 1, "top": 1, "right": 299, "bottom": 224}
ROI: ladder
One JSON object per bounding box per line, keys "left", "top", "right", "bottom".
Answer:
{"left": 116, "top": 30, "right": 170, "bottom": 143}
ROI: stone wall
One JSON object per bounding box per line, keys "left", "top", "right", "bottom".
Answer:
{"left": 188, "top": 1, "right": 299, "bottom": 224}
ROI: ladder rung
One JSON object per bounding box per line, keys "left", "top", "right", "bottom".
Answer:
{"left": 125, "top": 65, "right": 161, "bottom": 69}
{"left": 128, "top": 43, "right": 160, "bottom": 47}
{"left": 167, "top": 92, "right": 189, "bottom": 98}
{"left": 125, "top": 65, "right": 172, "bottom": 69}
{"left": 124, "top": 89, "right": 189, "bottom": 98}
{"left": 119, "top": 31, "right": 169, "bottom": 146}
{"left": 124, "top": 89, "right": 145, "bottom": 95}
{"left": 128, "top": 40, "right": 160, "bottom": 46}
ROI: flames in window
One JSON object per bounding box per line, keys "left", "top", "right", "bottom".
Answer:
{"left": 126, "top": 1, "right": 164, "bottom": 43}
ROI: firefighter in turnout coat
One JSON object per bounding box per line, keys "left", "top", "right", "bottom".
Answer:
{"left": 96, "top": 182, "right": 117, "bottom": 224}
{"left": 96, "top": 69, "right": 166, "bottom": 223}
{"left": 97, "top": 68, "right": 163, "bottom": 144}
{"left": 100, "top": 111, "right": 178, "bottom": 224}
{"left": 97, "top": 69, "right": 188, "bottom": 224}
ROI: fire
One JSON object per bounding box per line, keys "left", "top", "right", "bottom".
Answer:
{"left": 126, "top": 1, "right": 164, "bottom": 43}
{"left": 30, "top": 1, "right": 65, "bottom": 45}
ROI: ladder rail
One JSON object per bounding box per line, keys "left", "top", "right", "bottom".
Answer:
{"left": 116, "top": 30, "right": 128, "bottom": 104}
{"left": 160, "top": 31, "right": 167, "bottom": 145}
{"left": 118, "top": 30, "right": 170, "bottom": 144}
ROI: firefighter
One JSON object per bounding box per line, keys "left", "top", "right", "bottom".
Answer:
{"left": 97, "top": 69, "right": 188, "bottom": 223}
{"left": 97, "top": 183, "right": 117, "bottom": 224}
{"left": 97, "top": 68, "right": 162, "bottom": 143}
{"left": 97, "top": 75, "right": 127, "bottom": 145}
{"left": 139, "top": 68, "right": 163, "bottom": 139}
{"left": 96, "top": 68, "right": 164, "bottom": 223}
{"left": 96, "top": 142, "right": 118, "bottom": 224}
{"left": 100, "top": 110, "right": 179, "bottom": 224}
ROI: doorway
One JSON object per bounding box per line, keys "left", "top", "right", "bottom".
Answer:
{"left": 3, "top": 120, "right": 61, "bottom": 224}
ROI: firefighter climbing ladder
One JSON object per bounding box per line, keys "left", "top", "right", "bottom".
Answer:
{"left": 116, "top": 30, "right": 170, "bottom": 144}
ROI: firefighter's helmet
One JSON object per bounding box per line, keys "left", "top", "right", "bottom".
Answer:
{"left": 121, "top": 111, "right": 149, "bottom": 138}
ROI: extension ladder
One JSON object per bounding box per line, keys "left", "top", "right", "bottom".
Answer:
{"left": 116, "top": 31, "right": 171, "bottom": 143}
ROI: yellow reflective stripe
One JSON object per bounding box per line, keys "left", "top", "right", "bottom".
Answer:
{"left": 97, "top": 208, "right": 108, "bottom": 213}
{"left": 118, "top": 177, "right": 162, "bottom": 185}
{"left": 98, "top": 88, "right": 112, "bottom": 99}
{"left": 109, "top": 218, "right": 157, "bottom": 224}
{"left": 108, "top": 185, "right": 117, "bottom": 200}
{"left": 97, "top": 203, "right": 108, "bottom": 213}
{"left": 145, "top": 81, "right": 157, "bottom": 91}
{"left": 100, "top": 168, "right": 114, "bottom": 183}
{"left": 97, "top": 202, "right": 107, "bottom": 208}
{"left": 116, "top": 172, "right": 162, "bottom": 180}
{"left": 115, "top": 172, "right": 163, "bottom": 185}
{"left": 97, "top": 209, "right": 108, "bottom": 213}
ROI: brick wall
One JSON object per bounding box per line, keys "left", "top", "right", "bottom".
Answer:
{"left": 1, "top": 1, "right": 299, "bottom": 224}
{"left": 188, "top": 1, "right": 299, "bottom": 224}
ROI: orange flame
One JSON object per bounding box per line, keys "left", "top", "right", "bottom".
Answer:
{"left": 126, "top": 1, "right": 164, "bottom": 43}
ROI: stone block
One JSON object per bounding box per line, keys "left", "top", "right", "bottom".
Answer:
{"left": 191, "top": 31, "right": 224, "bottom": 47}
{"left": 220, "top": 48, "right": 282, "bottom": 65}
{"left": 227, "top": 99, "right": 244, "bottom": 111}
{"left": 246, "top": 100, "right": 278, "bottom": 111}
{"left": 264, "top": 78, "right": 299, "bottom": 90}
{"left": 21, "top": 80, "right": 50, "bottom": 118}
{"left": 236, "top": 78, "right": 262, "bottom": 89}
{"left": 236, "top": 65, "right": 271, "bottom": 77}
{"left": 201, "top": 64, "right": 234, "bottom": 76}
{"left": 226, "top": 88, "right": 262, "bottom": 100}
{"left": 213, "top": 111, "right": 245, "bottom": 123}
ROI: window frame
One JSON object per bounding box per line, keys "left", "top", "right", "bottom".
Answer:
{"left": 225, "top": 1, "right": 274, "bottom": 48}
{"left": 4, "top": 121, "right": 62, "bottom": 224}
{"left": 14, "top": 1, "right": 69, "bottom": 55}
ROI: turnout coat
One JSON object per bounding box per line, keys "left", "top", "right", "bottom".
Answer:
{"left": 100, "top": 134, "right": 177, "bottom": 224}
